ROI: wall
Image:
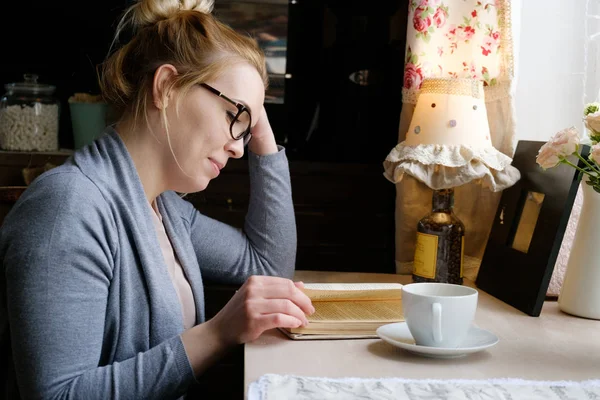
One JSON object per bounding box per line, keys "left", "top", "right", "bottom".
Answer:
{"left": 513, "top": 0, "right": 590, "bottom": 142}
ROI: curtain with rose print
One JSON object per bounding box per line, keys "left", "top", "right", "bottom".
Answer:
{"left": 391, "top": 0, "right": 516, "bottom": 277}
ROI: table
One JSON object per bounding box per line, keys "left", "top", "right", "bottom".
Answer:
{"left": 244, "top": 271, "right": 600, "bottom": 396}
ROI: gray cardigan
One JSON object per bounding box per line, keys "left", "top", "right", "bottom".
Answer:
{"left": 0, "top": 128, "right": 296, "bottom": 399}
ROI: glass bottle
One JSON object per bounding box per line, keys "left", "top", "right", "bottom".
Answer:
{"left": 413, "top": 188, "right": 465, "bottom": 285}
{"left": 0, "top": 73, "right": 60, "bottom": 151}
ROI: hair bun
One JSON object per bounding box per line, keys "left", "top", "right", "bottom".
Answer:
{"left": 132, "top": 0, "right": 214, "bottom": 27}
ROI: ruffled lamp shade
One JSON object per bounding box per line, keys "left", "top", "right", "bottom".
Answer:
{"left": 384, "top": 78, "right": 520, "bottom": 192}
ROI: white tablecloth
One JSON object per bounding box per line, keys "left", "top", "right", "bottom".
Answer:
{"left": 248, "top": 374, "right": 600, "bottom": 400}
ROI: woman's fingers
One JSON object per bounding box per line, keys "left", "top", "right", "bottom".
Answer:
{"left": 244, "top": 276, "right": 315, "bottom": 315}
{"left": 262, "top": 283, "right": 314, "bottom": 315}
{"left": 252, "top": 298, "right": 309, "bottom": 326}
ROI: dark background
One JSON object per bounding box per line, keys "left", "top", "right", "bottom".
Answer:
{"left": 1, "top": 1, "right": 127, "bottom": 150}
{"left": 0, "top": 0, "right": 408, "bottom": 162}
{"left": 0, "top": 3, "right": 409, "bottom": 396}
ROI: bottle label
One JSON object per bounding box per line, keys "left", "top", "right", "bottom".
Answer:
{"left": 460, "top": 236, "right": 465, "bottom": 278}
{"left": 413, "top": 232, "right": 438, "bottom": 279}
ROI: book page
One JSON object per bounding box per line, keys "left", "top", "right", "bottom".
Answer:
{"left": 309, "top": 300, "right": 403, "bottom": 322}
{"left": 302, "top": 283, "right": 403, "bottom": 301}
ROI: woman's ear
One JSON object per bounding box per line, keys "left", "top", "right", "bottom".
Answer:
{"left": 152, "top": 64, "right": 178, "bottom": 110}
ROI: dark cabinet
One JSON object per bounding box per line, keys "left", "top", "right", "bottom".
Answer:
{"left": 184, "top": 158, "right": 395, "bottom": 273}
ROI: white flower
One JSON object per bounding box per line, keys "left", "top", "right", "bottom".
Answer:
{"left": 549, "top": 126, "right": 580, "bottom": 156}
{"left": 590, "top": 144, "right": 600, "bottom": 164}
{"left": 536, "top": 127, "right": 580, "bottom": 170}
{"left": 536, "top": 142, "right": 561, "bottom": 169}
{"left": 584, "top": 111, "right": 600, "bottom": 134}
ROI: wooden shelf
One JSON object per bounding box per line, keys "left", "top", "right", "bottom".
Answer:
{"left": 0, "top": 149, "right": 73, "bottom": 157}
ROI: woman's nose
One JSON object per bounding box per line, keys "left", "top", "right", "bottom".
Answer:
{"left": 225, "top": 138, "right": 245, "bottom": 159}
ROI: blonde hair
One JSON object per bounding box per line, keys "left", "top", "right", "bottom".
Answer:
{"left": 99, "top": 0, "right": 268, "bottom": 128}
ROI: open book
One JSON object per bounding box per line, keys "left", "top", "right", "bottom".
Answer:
{"left": 279, "top": 283, "right": 404, "bottom": 340}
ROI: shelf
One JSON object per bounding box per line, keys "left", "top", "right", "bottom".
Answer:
{"left": 0, "top": 149, "right": 73, "bottom": 157}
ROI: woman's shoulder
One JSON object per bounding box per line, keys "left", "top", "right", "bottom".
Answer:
{"left": 5, "top": 164, "right": 113, "bottom": 233}
{"left": 0, "top": 164, "right": 118, "bottom": 277}
{"left": 25, "top": 164, "right": 108, "bottom": 207}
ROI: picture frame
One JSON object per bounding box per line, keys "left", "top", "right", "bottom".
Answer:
{"left": 476, "top": 140, "right": 588, "bottom": 317}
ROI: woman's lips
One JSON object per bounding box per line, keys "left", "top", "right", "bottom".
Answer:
{"left": 209, "top": 158, "right": 222, "bottom": 176}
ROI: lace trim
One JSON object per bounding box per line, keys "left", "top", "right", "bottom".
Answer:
{"left": 403, "top": 80, "right": 512, "bottom": 105}
{"left": 383, "top": 143, "right": 520, "bottom": 192}
{"left": 385, "top": 143, "right": 514, "bottom": 170}
{"left": 249, "top": 374, "right": 600, "bottom": 400}
{"left": 498, "top": 0, "right": 515, "bottom": 81}
{"left": 420, "top": 78, "right": 484, "bottom": 98}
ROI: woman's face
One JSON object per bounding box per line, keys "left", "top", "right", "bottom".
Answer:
{"left": 160, "top": 63, "right": 265, "bottom": 193}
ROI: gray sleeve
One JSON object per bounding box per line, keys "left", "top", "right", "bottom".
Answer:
{"left": 187, "top": 146, "right": 297, "bottom": 284}
{"left": 1, "top": 173, "right": 194, "bottom": 399}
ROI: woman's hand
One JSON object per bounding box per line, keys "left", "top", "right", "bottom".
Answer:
{"left": 247, "top": 106, "right": 279, "bottom": 156}
{"left": 207, "top": 275, "right": 315, "bottom": 345}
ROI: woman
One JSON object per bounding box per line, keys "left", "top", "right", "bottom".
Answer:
{"left": 0, "top": 0, "right": 314, "bottom": 398}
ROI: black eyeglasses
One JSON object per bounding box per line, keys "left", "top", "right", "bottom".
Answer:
{"left": 199, "top": 83, "right": 252, "bottom": 146}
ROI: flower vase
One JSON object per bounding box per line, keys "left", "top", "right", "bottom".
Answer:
{"left": 558, "top": 180, "right": 600, "bottom": 319}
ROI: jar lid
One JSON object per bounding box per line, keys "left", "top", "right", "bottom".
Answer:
{"left": 4, "top": 74, "right": 56, "bottom": 95}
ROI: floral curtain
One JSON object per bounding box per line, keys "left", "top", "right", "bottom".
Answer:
{"left": 392, "top": 0, "right": 516, "bottom": 277}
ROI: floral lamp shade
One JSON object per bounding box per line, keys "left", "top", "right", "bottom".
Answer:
{"left": 384, "top": 78, "right": 520, "bottom": 191}
{"left": 403, "top": 0, "right": 511, "bottom": 98}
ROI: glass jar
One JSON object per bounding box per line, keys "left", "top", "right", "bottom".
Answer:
{"left": 0, "top": 74, "right": 60, "bottom": 151}
{"left": 413, "top": 188, "right": 465, "bottom": 285}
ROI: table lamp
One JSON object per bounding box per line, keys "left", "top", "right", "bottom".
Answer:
{"left": 384, "top": 78, "right": 520, "bottom": 284}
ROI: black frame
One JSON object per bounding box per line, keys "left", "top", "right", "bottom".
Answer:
{"left": 200, "top": 83, "right": 252, "bottom": 145}
{"left": 476, "top": 140, "right": 589, "bottom": 316}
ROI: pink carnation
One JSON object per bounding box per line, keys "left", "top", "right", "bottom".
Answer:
{"left": 590, "top": 144, "right": 600, "bottom": 164}
{"left": 536, "top": 127, "right": 581, "bottom": 169}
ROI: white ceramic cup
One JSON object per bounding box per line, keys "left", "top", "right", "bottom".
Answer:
{"left": 402, "top": 283, "right": 478, "bottom": 348}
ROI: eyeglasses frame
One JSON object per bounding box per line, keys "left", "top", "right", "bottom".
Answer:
{"left": 199, "top": 83, "right": 252, "bottom": 146}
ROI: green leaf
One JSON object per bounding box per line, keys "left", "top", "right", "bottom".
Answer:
{"left": 463, "top": 16, "right": 471, "bottom": 25}
{"left": 423, "top": 34, "right": 431, "bottom": 44}
{"left": 593, "top": 186, "right": 600, "bottom": 194}
{"left": 428, "top": 26, "right": 435, "bottom": 33}
{"left": 490, "top": 78, "right": 497, "bottom": 86}
{"left": 586, "top": 180, "right": 595, "bottom": 186}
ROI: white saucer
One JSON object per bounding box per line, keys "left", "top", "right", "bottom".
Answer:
{"left": 376, "top": 322, "right": 499, "bottom": 359}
